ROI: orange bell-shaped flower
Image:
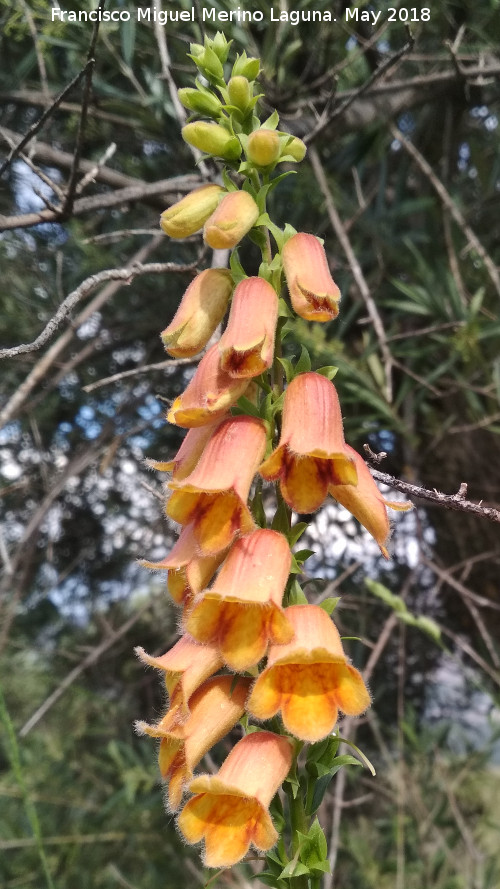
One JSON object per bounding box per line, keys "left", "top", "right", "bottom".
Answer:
{"left": 167, "top": 343, "right": 249, "bottom": 428}
{"left": 167, "top": 416, "right": 267, "bottom": 556}
{"left": 161, "top": 269, "right": 233, "bottom": 358}
{"left": 135, "top": 635, "right": 222, "bottom": 724}
{"left": 282, "top": 232, "right": 340, "bottom": 321}
{"left": 139, "top": 523, "right": 227, "bottom": 606}
{"left": 178, "top": 731, "right": 293, "bottom": 867}
{"left": 204, "top": 190, "right": 259, "bottom": 250}
{"left": 218, "top": 277, "right": 278, "bottom": 378}
{"left": 247, "top": 604, "right": 370, "bottom": 742}
{"left": 136, "top": 675, "right": 251, "bottom": 811}
{"left": 259, "top": 372, "right": 357, "bottom": 513}
{"left": 185, "top": 529, "right": 294, "bottom": 671}
{"left": 329, "top": 445, "right": 413, "bottom": 558}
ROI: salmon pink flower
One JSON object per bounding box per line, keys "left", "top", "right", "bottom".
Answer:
{"left": 161, "top": 269, "right": 233, "bottom": 358}
{"left": 136, "top": 675, "right": 251, "bottom": 811}
{"left": 178, "top": 731, "right": 293, "bottom": 867}
{"left": 282, "top": 232, "right": 341, "bottom": 321}
{"left": 218, "top": 277, "right": 278, "bottom": 378}
{"left": 167, "top": 416, "right": 267, "bottom": 555}
{"left": 259, "top": 372, "right": 357, "bottom": 513}
{"left": 204, "top": 190, "right": 259, "bottom": 250}
{"left": 139, "top": 523, "right": 227, "bottom": 606}
{"left": 135, "top": 635, "right": 222, "bottom": 723}
{"left": 160, "top": 185, "right": 223, "bottom": 239}
{"left": 146, "top": 420, "right": 224, "bottom": 482}
{"left": 247, "top": 604, "right": 370, "bottom": 742}
{"left": 330, "top": 445, "right": 413, "bottom": 558}
{"left": 167, "top": 344, "right": 249, "bottom": 428}
{"left": 185, "top": 529, "right": 294, "bottom": 671}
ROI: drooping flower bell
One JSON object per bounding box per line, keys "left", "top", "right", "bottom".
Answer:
{"left": 167, "top": 343, "right": 249, "bottom": 428}
{"left": 329, "top": 444, "right": 413, "bottom": 558}
{"left": 178, "top": 731, "right": 293, "bottom": 867}
{"left": 204, "top": 190, "right": 259, "bottom": 250}
{"left": 161, "top": 269, "right": 233, "bottom": 358}
{"left": 185, "top": 529, "right": 294, "bottom": 671}
{"left": 146, "top": 420, "right": 224, "bottom": 483}
{"left": 282, "top": 232, "right": 341, "bottom": 321}
{"left": 139, "top": 523, "right": 227, "bottom": 606}
{"left": 217, "top": 276, "right": 278, "bottom": 378}
{"left": 160, "top": 184, "right": 223, "bottom": 239}
{"left": 135, "top": 635, "right": 222, "bottom": 724}
{"left": 247, "top": 604, "right": 371, "bottom": 742}
{"left": 259, "top": 372, "right": 357, "bottom": 513}
{"left": 136, "top": 675, "right": 251, "bottom": 811}
{"left": 167, "top": 416, "right": 267, "bottom": 555}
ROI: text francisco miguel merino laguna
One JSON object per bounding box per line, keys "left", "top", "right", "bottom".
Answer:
{"left": 51, "top": 6, "right": 386, "bottom": 25}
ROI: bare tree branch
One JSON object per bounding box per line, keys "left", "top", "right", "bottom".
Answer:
{"left": 370, "top": 466, "right": 500, "bottom": 524}
{"left": 0, "top": 259, "right": 197, "bottom": 361}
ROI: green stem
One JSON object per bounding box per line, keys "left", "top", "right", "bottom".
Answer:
{"left": 285, "top": 781, "right": 310, "bottom": 889}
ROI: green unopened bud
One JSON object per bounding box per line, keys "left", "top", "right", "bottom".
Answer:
{"left": 182, "top": 122, "right": 241, "bottom": 161}
{"left": 281, "top": 135, "right": 307, "bottom": 162}
{"left": 232, "top": 53, "right": 260, "bottom": 81}
{"left": 212, "top": 31, "right": 231, "bottom": 63}
{"left": 227, "top": 76, "right": 252, "bottom": 112}
{"left": 178, "top": 88, "right": 221, "bottom": 118}
{"left": 160, "top": 185, "right": 224, "bottom": 239}
{"left": 247, "top": 129, "right": 281, "bottom": 167}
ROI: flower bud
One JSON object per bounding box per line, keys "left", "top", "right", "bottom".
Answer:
{"left": 281, "top": 135, "right": 307, "bottom": 162}
{"left": 177, "top": 88, "right": 221, "bottom": 118}
{"left": 204, "top": 190, "right": 259, "bottom": 249}
{"left": 212, "top": 31, "right": 231, "bottom": 63}
{"left": 182, "top": 122, "right": 241, "bottom": 161}
{"left": 227, "top": 76, "right": 252, "bottom": 112}
{"left": 161, "top": 268, "right": 233, "bottom": 358}
{"left": 160, "top": 185, "right": 223, "bottom": 239}
{"left": 232, "top": 53, "right": 260, "bottom": 81}
{"left": 247, "top": 129, "right": 281, "bottom": 167}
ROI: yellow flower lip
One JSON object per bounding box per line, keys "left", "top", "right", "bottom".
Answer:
{"left": 282, "top": 232, "right": 341, "bottom": 321}
{"left": 178, "top": 731, "right": 293, "bottom": 867}
{"left": 247, "top": 604, "right": 371, "bottom": 742}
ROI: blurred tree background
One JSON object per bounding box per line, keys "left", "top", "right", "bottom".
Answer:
{"left": 1, "top": 0, "right": 499, "bottom": 887}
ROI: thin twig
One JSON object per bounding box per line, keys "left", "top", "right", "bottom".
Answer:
{"left": 0, "top": 261, "right": 196, "bottom": 361}
{"left": 0, "top": 235, "right": 163, "bottom": 428}
{"left": 391, "top": 124, "right": 500, "bottom": 298}
{"left": 0, "top": 61, "right": 93, "bottom": 178}
{"left": 61, "top": 4, "right": 103, "bottom": 216}
{"left": 305, "top": 34, "right": 414, "bottom": 144}
{"left": 309, "top": 145, "right": 393, "bottom": 401}
{"left": 370, "top": 468, "right": 500, "bottom": 524}
{"left": 83, "top": 356, "right": 197, "bottom": 392}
